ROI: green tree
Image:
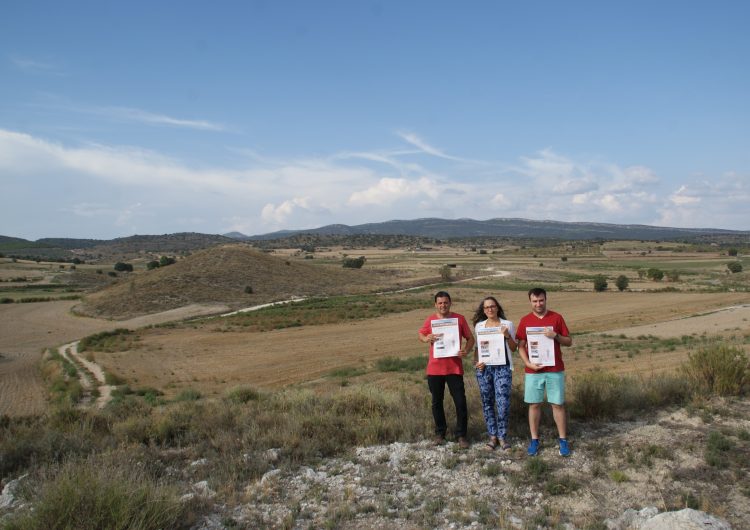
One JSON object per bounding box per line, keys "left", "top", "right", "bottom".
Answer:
{"left": 159, "top": 256, "right": 176, "bottom": 267}
{"left": 727, "top": 248, "right": 738, "bottom": 257}
{"left": 593, "top": 275, "right": 608, "bottom": 292}
{"left": 727, "top": 262, "right": 743, "bottom": 273}
{"left": 113, "top": 262, "right": 133, "bottom": 272}
{"left": 647, "top": 268, "right": 664, "bottom": 281}
{"left": 146, "top": 260, "right": 160, "bottom": 270}
{"left": 615, "top": 275, "right": 629, "bottom": 291}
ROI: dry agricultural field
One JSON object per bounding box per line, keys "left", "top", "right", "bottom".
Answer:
{"left": 1, "top": 241, "right": 748, "bottom": 414}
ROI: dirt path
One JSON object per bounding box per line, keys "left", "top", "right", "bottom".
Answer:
{"left": 0, "top": 301, "right": 229, "bottom": 416}
{"left": 59, "top": 341, "right": 115, "bottom": 409}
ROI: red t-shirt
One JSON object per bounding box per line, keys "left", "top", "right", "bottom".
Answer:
{"left": 419, "top": 312, "right": 473, "bottom": 376}
{"left": 516, "top": 310, "right": 570, "bottom": 373}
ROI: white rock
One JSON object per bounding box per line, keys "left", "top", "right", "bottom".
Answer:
{"left": 192, "top": 480, "right": 216, "bottom": 498}
{"left": 640, "top": 508, "right": 731, "bottom": 530}
{"left": 0, "top": 475, "right": 26, "bottom": 509}
{"left": 260, "top": 469, "right": 281, "bottom": 486}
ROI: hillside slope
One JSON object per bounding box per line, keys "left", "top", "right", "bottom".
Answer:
{"left": 79, "top": 244, "right": 386, "bottom": 318}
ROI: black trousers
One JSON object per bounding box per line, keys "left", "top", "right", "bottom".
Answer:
{"left": 427, "top": 374, "right": 468, "bottom": 438}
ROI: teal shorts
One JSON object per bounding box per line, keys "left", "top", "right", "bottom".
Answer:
{"left": 524, "top": 372, "right": 565, "bottom": 405}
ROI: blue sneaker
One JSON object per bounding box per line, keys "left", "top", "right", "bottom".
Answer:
{"left": 559, "top": 438, "right": 570, "bottom": 457}
{"left": 527, "top": 438, "right": 540, "bottom": 456}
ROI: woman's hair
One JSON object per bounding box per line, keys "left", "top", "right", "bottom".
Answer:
{"left": 472, "top": 296, "right": 507, "bottom": 326}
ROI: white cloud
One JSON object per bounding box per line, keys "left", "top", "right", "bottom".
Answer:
{"left": 490, "top": 193, "right": 511, "bottom": 208}
{"left": 348, "top": 177, "right": 437, "bottom": 206}
{"left": 99, "top": 106, "right": 227, "bottom": 131}
{"left": 1, "top": 127, "right": 747, "bottom": 238}
{"left": 261, "top": 198, "right": 311, "bottom": 224}
{"left": 656, "top": 177, "right": 749, "bottom": 229}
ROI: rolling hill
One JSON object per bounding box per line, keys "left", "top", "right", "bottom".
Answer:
{"left": 78, "top": 244, "right": 394, "bottom": 318}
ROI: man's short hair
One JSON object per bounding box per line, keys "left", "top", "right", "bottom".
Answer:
{"left": 528, "top": 287, "right": 547, "bottom": 299}
{"left": 434, "top": 290, "right": 451, "bottom": 302}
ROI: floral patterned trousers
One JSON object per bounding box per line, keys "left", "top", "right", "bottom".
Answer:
{"left": 475, "top": 364, "right": 512, "bottom": 439}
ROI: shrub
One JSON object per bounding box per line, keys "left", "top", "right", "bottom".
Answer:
{"left": 3, "top": 457, "right": 188, "bottom": 530}
{"left": 79, "top": 329, "right": 134, "bottom": 353}
{"left": 146, "top": 260, "right": 160, "bottom": 270}
{"left": 681, "top": 343, "right": 748, "bottom": 396}
{"left": 593, "top": 275, "right": 608, "bottom": 292}
{"left": 727, "top": 261, "right": 743, "bottom": 273}
{"left": 569, "top": 370, "right": 689, "bottom": 419}
{"left": 244, "top": 285, "right": 253, "bottom": 294}
{"left": 113, "top": 262, "right": 133, "bottom": 272}
{"left": 225, "top": 386, "right": 261, "bottom": 404}
{"left": 647, "top": 268, "right": 664, "bottom": 281}
{"left": 615, "top": 275, "right": 629, "bottom": 291}
{"left": 342, "top": 256, "right": 366, "bottom": 269}
{"left": 159, "top": 256, "right": 176, "bottom": 267}
{"left": 727, "top": 248, "right": 738, "bottom": 256}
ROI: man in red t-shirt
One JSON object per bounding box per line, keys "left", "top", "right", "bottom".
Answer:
{"left": 418, "top": 291, "right": 475, "bottom": 448}
{"left": 516, "top": 287, "right": 573, "bottom": 457}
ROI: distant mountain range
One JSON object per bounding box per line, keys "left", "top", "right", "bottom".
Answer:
{"left": 230, "top": 218, "right": 749, "bottom": 241}
{"left": 1, "top": 218, "right": 747, "bottom": 261}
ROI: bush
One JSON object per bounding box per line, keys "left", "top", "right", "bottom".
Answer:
{"left": 113, "top": 262, "right": 133, "bottom": 272}
{"left": 569, "top": 370, "right": 689, "bottom": 419}
{"left": 225, "top": 386, "right": 261, "bottom": 404}
{"left": 159, "top": 256, "right": 176, "bottom": 267}
{"left": 727, "top": 261, "right": 743, "bottom": 273}
{"left": 593, "top": 275, "right": 608, "bottom": 292}
{"left": 681, "top": 343, "right": 748, "bottom": 396}
{"left": 244, "top": 285, "right": 253, "bottom": 294}
{"left": 647, "top": 268, "right": 664, "bottom": 281}
{"left": 146, "top": 260, "right": 160, "bottom": 270}
{"left": 615, "top": 275, "right": 629, "bottom": 291}
{"left": 4, "top": 457, "right": 187, "bottom": 530}
{"left": 342, "top": 256, "right": 366, "bottom": 269}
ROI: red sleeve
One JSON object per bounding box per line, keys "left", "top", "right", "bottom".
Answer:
{"left": 418, "top": 316, "right": 433, "bottom": 336}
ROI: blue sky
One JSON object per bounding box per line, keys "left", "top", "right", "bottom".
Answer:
{"left": 1, "top": 1, "right": 749, "bottom": 239}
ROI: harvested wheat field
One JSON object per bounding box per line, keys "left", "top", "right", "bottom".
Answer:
{"left": 93, "top": 289, "right": 750, "bottom": 399}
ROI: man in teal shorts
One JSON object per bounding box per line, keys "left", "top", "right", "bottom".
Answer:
{"left": 516, "top": 288, "right": 573, "bottom": 457}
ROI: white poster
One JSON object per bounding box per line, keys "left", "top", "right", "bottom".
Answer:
{"left": 477, "top": 326, "right": 507, "bottom": 365}
{"left": 526, "top": 326, "right": 555, "bottom": 367}
{"left": 431, "top": 318, "right": 460, "bottom": 358}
